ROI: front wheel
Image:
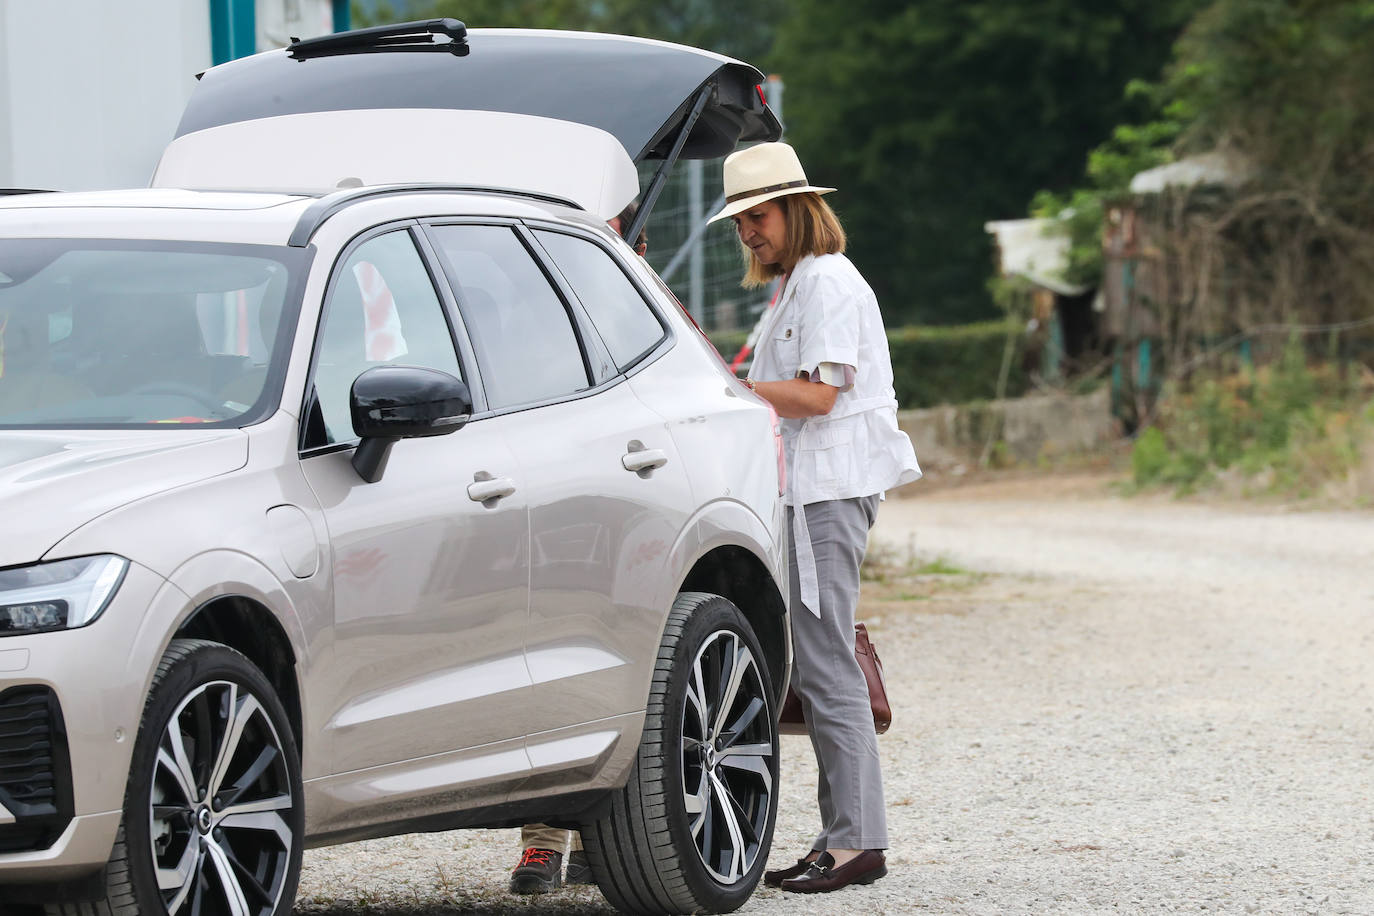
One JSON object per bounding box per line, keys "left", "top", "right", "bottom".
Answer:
{"left": 583, "top": 592, "right": 780, "bottom": 915}
{"left": 50, "top": 639, "right": 304, "bottom": 916}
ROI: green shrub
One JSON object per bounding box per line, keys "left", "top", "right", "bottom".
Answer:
{"left": 707, "top": 318, "right": 1028, "bottom": 409}
{"left": 1131, "top": 426, "right": 1170, "bottom": 486}
{"left": 1196, "top": 380, "right": 1243, "bottom": 469}
{"left": 1132, "top": 340, "right": 1373, "bottom": 499}
{"left": 887, "top": 320, "right": 1028, "bottom": 408}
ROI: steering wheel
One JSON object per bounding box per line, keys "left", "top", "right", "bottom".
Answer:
{"left": 127, "top": 382, "right": 226, "bottom": 414}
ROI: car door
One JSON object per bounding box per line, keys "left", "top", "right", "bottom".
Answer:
{"left": 299, "top": 225, "right": 531, "bottom": 775}
{"left": 426, "top": 223, "right": 693, "bottom": 737}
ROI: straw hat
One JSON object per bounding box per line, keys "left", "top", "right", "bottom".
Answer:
{"left": 707, "top": 142, "right": 835, "bottom": 223}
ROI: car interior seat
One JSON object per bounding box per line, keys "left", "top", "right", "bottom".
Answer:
{"left": 216, "top": 276, "right": 291, "bottom": 411}
{"left": 0, "top": 305, "right": 93, "bottom": 418}
{"left": 71, "top": 291, "right": 209, "bottom": 397}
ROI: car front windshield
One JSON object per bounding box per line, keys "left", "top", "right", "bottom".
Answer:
{"left": 0, "top": 239, "right": 307, "bottom": 428}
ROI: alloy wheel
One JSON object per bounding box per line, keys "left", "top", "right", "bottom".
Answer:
{"left": 680, "top": 628, "right": 776, "bottom": 885}
{"left": 148, "top": 679, "right": 295, "bottom": 916}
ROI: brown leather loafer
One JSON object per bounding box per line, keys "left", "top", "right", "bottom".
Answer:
{"left": 779, "top": 849, "right": 887, "bottom": 893}
{"left": 764, "top": 853, "right": 819, "bottom": 888}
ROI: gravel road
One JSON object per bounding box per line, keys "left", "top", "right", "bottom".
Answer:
{"left": 296, "top": 474, "right": 1374, "bottom": 915}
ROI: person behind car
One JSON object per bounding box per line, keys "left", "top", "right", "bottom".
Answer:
{"left": 607, "top": 200, "right": 648, "bottom": 256}
{"left": 710, "top": 141, "right": 920, "bottom": 894}
{"left": 508, "top": 200, "right": 649, "bottom": 896}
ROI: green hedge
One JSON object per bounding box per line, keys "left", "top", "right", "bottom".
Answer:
{"left": 707, "top": 319, "right": 1027, "bottom": 409}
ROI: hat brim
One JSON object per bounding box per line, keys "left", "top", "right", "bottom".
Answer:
{"left": 707, "top": 184, "right": 836, "bottom": 224}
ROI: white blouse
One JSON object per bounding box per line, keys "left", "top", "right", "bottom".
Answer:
{"left": 749, "top": 252, "right": 922, "bottom": 614}
{"left": 751, "top": 252, "right": 921, "bottom": 505}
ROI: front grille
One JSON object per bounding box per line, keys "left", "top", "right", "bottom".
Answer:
{"left": 0, "top": 686, "right": 72, "bottom": 853}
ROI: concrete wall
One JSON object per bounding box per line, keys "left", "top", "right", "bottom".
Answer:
{"left": 0, "top": 0, "right": 211, "bottom": 191}
{"left": 898, "top": 387, "right": 1117, "bottom": 470}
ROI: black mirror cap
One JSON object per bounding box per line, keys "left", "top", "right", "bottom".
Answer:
{"left": 350, "top": 365, "right": 472, "bottom": 441}
{"left": 349, "top": 366, "right": 472, "bottom": 483}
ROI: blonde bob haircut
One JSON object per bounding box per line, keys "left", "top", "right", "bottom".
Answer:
{"left": 739, "top": 191, "right": 847, "bottom": 289}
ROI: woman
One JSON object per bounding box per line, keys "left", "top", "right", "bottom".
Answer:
{"left": 709, "top": 142, "right": 921, "bottom": 893}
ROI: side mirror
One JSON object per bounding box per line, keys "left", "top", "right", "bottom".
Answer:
{"left": 349, "top": 365, "right": 472, "bottom": 483}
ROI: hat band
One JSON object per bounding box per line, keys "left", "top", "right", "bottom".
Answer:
{"left": 725, "top": 179, "right": 809, "bottom": 204}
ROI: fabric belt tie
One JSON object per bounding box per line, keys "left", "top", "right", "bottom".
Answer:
{"left": 793, "top": 500, "right": 822, "bottom": 617}
{"left": 790, "top": 394, "right": 900, "bottom": 618}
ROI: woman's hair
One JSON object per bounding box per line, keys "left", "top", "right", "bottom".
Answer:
{"left": 740, "top": 192, "right": 847, "bottom": 289}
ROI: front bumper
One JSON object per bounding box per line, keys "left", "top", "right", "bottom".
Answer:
{"left": 0, "top": 562, "right": 169, "bottom": 881}
{"left": 0, "top": 686, "right": 73, "bottom": 854}
{"left": 0, "top": 811, "right": 122, "bottom": 883}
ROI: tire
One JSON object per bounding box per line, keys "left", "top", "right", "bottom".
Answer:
{"left": 582, "top": 592, "right": 780, "bottom": 915}
{"left": 47, "top": 639, "right": 303, "bottom": 916}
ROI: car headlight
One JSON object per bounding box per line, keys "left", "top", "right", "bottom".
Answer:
{"left": 0, "top": 555, "right": 128, "bottom": 636}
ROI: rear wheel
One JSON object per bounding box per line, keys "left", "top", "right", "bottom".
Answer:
{"left": 583, "top": 592, "right": 779, "bottom": 915}
{"left": 48, "top": 639, "right": 303, "bottom": 916}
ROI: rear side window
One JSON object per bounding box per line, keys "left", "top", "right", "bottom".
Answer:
{"left": 428, "top": 225, "right": 589, "bottom": 410}
{"left": 534, "top": 230, "right": 666, "bottom": 370}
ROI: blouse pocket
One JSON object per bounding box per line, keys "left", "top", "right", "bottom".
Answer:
{"left": 773, "top": 323, "right": 801, "bottom": 376}
{"left": 806, "top": 424, "right": 854, "bottom": 489}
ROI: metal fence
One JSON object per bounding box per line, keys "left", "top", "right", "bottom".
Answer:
{"left": 640, "top": 77, "right": 784, "bottom": 334}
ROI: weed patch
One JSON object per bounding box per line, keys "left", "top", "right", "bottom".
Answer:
{"left": 862, "top": 539, "right": 990, "bottom": 615}
{"left": 1128, "top": 344, "right": 1373, "bottom": 502}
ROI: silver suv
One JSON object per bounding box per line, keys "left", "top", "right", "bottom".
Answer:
{"left": 0, "top": 22, "right": 789, "bottom": 916}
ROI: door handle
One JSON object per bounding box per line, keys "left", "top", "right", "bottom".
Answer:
{"left": 467, "top": 471, "right": 516, "bottom": 505}
{"left": 622, "top": 441, "right": 669, "bottom": 475}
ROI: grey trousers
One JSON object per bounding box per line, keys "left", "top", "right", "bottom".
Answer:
{"left": 787, "top": 494, "right": 888, "bottom": 851}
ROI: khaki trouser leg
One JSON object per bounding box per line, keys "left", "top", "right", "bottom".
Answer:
{"left": 519, "top": 824, "right": 574, "bottom": 853}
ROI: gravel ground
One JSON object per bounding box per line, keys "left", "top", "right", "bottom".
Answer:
{"left": 295, "top": 473, "right": 1374, "bottom": 915}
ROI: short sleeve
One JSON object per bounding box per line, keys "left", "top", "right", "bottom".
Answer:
{"left": 812, "top": 361, "right": 855, "bottom": 391}
{"left": 796, "top": 269, "right": 860, "bottom": 377}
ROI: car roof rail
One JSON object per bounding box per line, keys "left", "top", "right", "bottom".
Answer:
{"left": 287, "top": 183, "right": 581, "bottom": 247}
{"left": 0, "top": 188, "right": 54, "bottom": 196}
{"left": 286, "top": 18, "right": 469, "bottom": 60}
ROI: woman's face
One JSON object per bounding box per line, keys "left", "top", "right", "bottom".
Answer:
{"left": 733, "top": 199, "right": 788, "bottom": 268}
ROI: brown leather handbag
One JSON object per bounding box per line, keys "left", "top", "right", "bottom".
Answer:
{"left": 777, "top": 622, "right": 891, "bottom": 735}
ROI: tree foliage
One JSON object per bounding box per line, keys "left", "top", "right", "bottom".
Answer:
{"left": 1038, "top": 0, "right": 1374, "bottom": 390}
{"left": 354, "top": 1, "right": 1202, "bottom": 325}
{"left": 354, "top": 0, "right": 784, "bottom": 66}
{"left": 770, "top": 0, "right": 1202, "bottom": 325}
{"left": 1031, "top": 85, "right": 1185, "bottom": 287}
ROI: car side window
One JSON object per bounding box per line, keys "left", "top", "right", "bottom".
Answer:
{"left": 308, "top": 229, "right": 462, "bottom": 447}
{"left": 533, "top": 230, "right": 666, "bottom": 370}
{"left": 427, "top": 225, "right": 589, "bottom": 410}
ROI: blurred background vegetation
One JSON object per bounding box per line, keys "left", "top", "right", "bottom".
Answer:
{"left": 358, "top": 0, "right": 1200, "bottom": 325}
{"left": 358, "top": 0, "right": 1374, "bottom": 500}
